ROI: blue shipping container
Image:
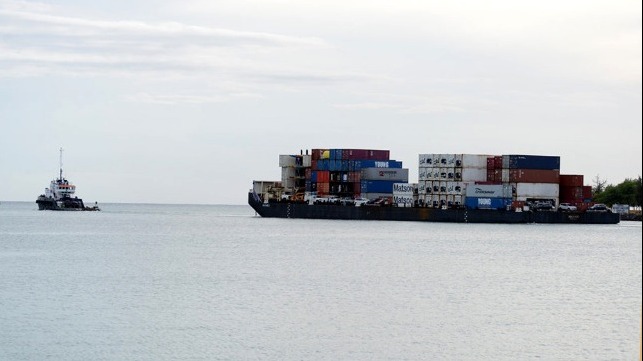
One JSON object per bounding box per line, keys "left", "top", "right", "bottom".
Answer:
{"left": 311, "top": 171, "right": 318, "bottom": 182}
{"left": 464, "top": 197, "right": 511, "bottom": 210}
{"left": 351, "top": 160, "right": 403, "bottom": 170}
{"left": 503, "top": 155, "right": 560, "bottom": 170}
{"left": 360, "top": 180, "right": 396, "bottom": 193}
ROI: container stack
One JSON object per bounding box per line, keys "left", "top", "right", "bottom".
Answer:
{"left": 559, "top": 174, "right": 593, "bottom": 211}
{"left": 418, "top": 153, "right": 491, "bottom": 208}
{"left": 419, "top": 153, "right": 564, "bottom": 210}
{"left": 501, "top": 155, "right": 560, "bottom": 206}
{"left": 300, "top": 148, "right": 407, "bottom": 200}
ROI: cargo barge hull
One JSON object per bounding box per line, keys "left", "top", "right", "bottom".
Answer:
{"left": 248, "top": 193, "right": 620, "bottom": 224}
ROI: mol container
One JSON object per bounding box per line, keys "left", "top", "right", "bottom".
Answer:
{"left": 465, "top": 197, "right": 511, "bottom": 210}
{"left": 502, "top": 154, "right": 560, "bottom": 170}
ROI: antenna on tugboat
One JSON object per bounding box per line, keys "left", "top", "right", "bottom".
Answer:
{"left": 59, "top": 147, "right": 64, "bottom": 180}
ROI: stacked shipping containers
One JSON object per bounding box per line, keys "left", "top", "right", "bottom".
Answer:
{"left": 558, "top": 174, "right": 593, "bottom": 211}
{"left": 501, "top": 155, "right": 560, "bottom": 206}
{"left": 420, "top": 153, "right": 562, "bottom": 210}
{"left": 418, "top": 153, "right": 491, "bottom": 208}
{"left": 280, "top": 148, "right": 408, "bottom": 200}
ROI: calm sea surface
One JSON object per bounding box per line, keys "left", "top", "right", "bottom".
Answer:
{"left": 0, "top": 202, "right": 641, "bottom": 360}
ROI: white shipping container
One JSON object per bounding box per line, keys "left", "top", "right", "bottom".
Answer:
{"left": 454, "top": 154, "right": 463, "bottom": 167}
{"left": 460, "top": 167, "right": 488, "bottom": 182}
{"left": 302, "top": 155, "right": 311, "bottom": 167}
{"left": 361, "top": 168, "right": 409, "bottom": 181}
{"left": 393, "top": 183, "right": 415, "bottom": 195}
{"left": 465, "top": 184, "right": 512, "bottom": 198}
{"left": 417, "top": 181, "right": 427, "bottom": 194}
{"left": 393, "top": 195, "right": 414, "bottom": 205}
{"left": 515, "top": 183, "right": 560, "bottom": 198}
{"left": 454, "top": 195, "right": 463, "bottom": 205}
{"left": 418, "top": 167, "right": 430, "bottom": 181}
{"left": 439, "top": 181, "right": 447, "bottom": 194}
{"left": 419, "top": 154, "right": 432, "bottom": 167}
{"left": 432, "top": 154, "right": 441, "bottom": 167}
{"left": 445, "top": 153, "right": 457, "bottom": 166}
{"left": 462, "top": 154, "right": 493, "bottom": 169}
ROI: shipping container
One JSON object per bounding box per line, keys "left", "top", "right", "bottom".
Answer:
{"left": 350, "top": 160, "right": 403, "bottom": 169}
{"left": 502, "top": 154, "right": 560, "bottom": 170}
{"left": 464, "top": 197, "right": 511, "bottom": 210}
{"left": 501, "top": 169, "right": 560, "bottom": 183}
{"left": 514, "top": 182, "right": 559, "bottom": 198}
{"left": 494, "top": 156, "right": 503, "bottom": 169}
{"left": 582, "top": 186, "right": 592, "bottom": 200}
{"left": 560, "top": 186, "right": 583, "bottom": 201}
{"left": 486, "top": 157, "right": 495, "bottom": 170}
{"left": 462, "top": 154, "right": 494, "bottom": 168}
{"left": 465, "top": 184, "right": 512, "bottom": 198}
{"left": 559, "top": 174, "right": 584, "bottom": 187}
{"left": 419, "top": 154, "right": 432, "bottom": 167}
{"left": 311, "top": 149, "right": 324, "bottom": 161}
{"left": 368, "top": 149, "right": 390, "bottom": 160}
{"left": 393, "top": 183, "right": 416, "bottom": 195}
{"left": 360, "top": 180, "right": 397, "bottom": 193}
{"left": 361, "top": 168, "right": 409, "bottom": 181}
{"left": 460, "top": 167, "right": 488, "bottom": 182}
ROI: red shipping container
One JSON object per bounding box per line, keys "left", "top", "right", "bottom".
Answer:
{"left": 368, "top": 149, "right": 390, "bottom": 160}
{"left": 559, "top": 174, "right": 584, "bottom": 187}
{"left": 305, "top": 168, "right": 312, "bottom": 180}
{"left": 487, "top": 157, "right": 495, "bottom": 170}
{"left": 507, "top": 169, "right": 560, "bottom": 183}
{"left": 317, "top": 182, "right": 329, "bottom": 193}
{"left": 486, "top": 169, "right": 495, "bottom": 182}
{"left": 494, "top": 156, "right": 503, "bottom": 169}
{"left": 582, "top": 186, "right": 592, "bottom": 200}
{"left": 560, "top": 186, "right": 583, "bottom": 200}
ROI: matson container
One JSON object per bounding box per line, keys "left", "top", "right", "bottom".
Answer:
{"left": 361, "top": 168, "right": 409, "bottom": 181}
{"left": 559, "top": 174, "right": 584, "bottom": 187}
{"left": 502, "top": 154, "right": 560, "bottom": 170}
{"left": 501, "top": 169, "right": 560, "bottom": 183}
{"left": 393, "top": 183, "right": 416, "bottom": 195}
{"left": 514, "top": 182, "right": 559, "bottom": 198}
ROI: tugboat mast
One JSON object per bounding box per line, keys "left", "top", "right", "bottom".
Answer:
{"left": 59, "top": 147, "right": 63, "bottom": 180}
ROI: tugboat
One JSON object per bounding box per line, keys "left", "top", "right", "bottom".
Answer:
{"left": 36, "top": 148, "right": 100, "bottom": 211}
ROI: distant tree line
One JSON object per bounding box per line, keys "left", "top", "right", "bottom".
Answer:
{"left": 593, "top": 176, "right": 642, "bottom": 206}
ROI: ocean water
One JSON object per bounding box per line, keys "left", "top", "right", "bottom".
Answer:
{"left": 0, "top": 201, "right": 641, "bottom": 361}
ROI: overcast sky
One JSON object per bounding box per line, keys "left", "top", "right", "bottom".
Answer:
{"left": 1, "top": 0, "right": 641, "bottom": 205}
